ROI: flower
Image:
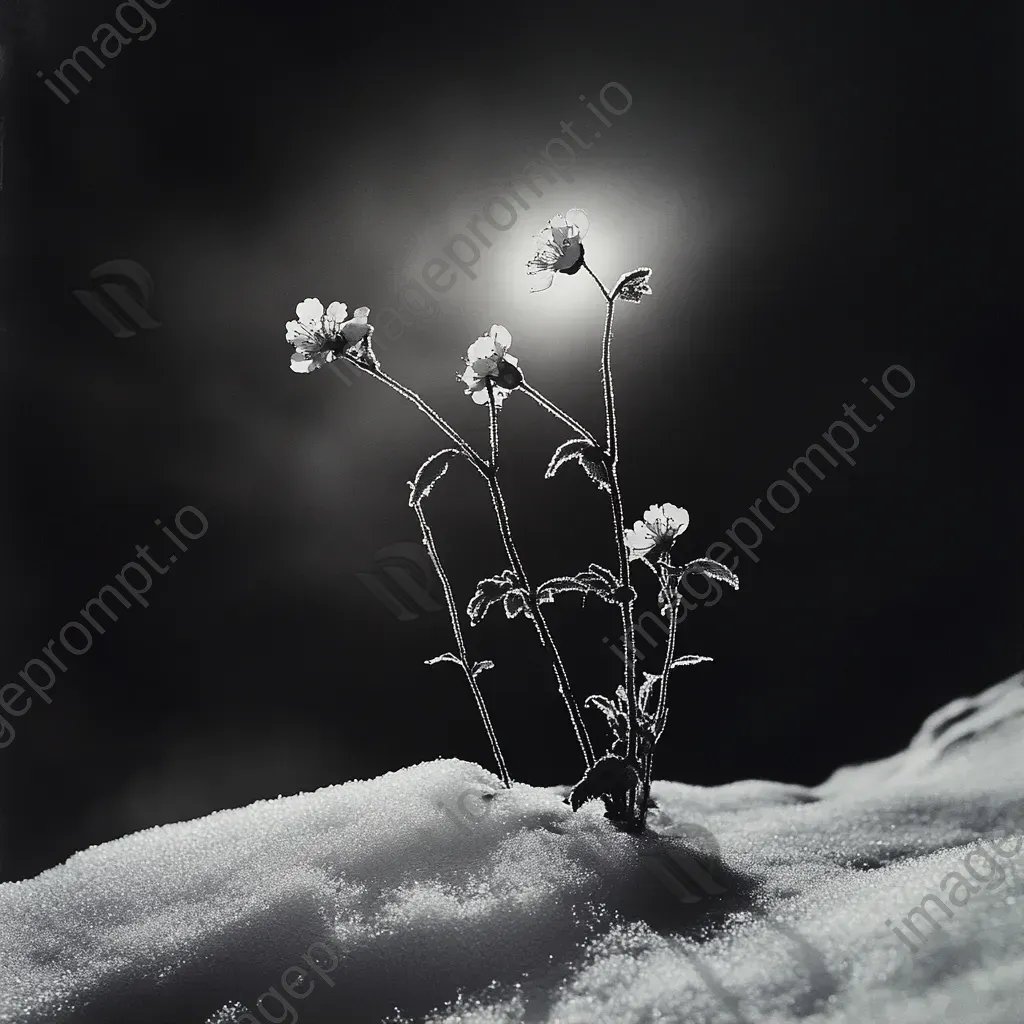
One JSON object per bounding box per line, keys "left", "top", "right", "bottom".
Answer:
{"left": 623, "top": 503, "right": 690, "bottom": 562}
{"left": 526, "top": 209, "right": 589, "bottom": 292}
{"left": 285, "top": 298, "right": 377, "bottom": 373}
{"left": 459, "top": 325, "right": 524, "bottom": 406}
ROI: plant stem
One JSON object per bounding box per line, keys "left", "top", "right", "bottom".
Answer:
{"left": 584, "top": 261, "right": 641, "bottom": 827}
{"left": 362, "top": 364, "right": 490, "bottom": 477}
{"left": 343, "top": 358, "right": 594, "bottom": 769}
{"left": 414, "top": 499, "right": 511, "bottom": 788}
{"left": 486, "top": 379, "right": 500, "bottom": 469}
{"left": 345, "top": 360, "right": 593, "bottom": 768}
{"left": 583, "top": 261, "right": 611, "bottom": 301}
{"left": 636, "top": 565, "right": 678, "bottom": 816}
{"left": 653, "top": 567, "right": 678, "bottom": 741}
{"left": 637, "top": 557, "right": 677, "bottom": 739}
{"left": 519, "top": 382, "right": 600, "bottom": 447}
{"left": 486, "top": 386, "right": 596, "bottom": 770}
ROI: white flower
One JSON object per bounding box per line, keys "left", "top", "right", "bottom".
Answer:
{"left": 623, "top": 503, "right": 690, "bottom": 562}
{"left": 285, "top": 298, "right": 377, "bottom": 373}
{"left": 459, "top": 325, "right": 524, "bottom": 406}
{"left": 527, "top": 209, "right": 590, "bottom": 293}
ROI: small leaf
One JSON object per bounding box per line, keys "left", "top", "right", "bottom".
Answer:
{"left": 537, "top": 575, "right": 591, "bottom": 600}
{"left": 612, "top": 267, "right": 653, "bottom": 304}
{"left": 471, "top": 659, "right": 495, "bottom": 680}
{"left": 681, "top": 558, "right": 740, "bottom": 590}
{"left": 639, "top": 672, "right": 658, "bottom": 711}
{"left": 502, "top": 588, "right": 532, "bottom": 620}
{"left": 585, "top": 694, "right": 627, "bottom": 739}
{"left": 537, "top": 564, "right": 624, "bottom": 606}
{"left": 425, "top": 652, "right": 463, "bottom": 668}
{"left": 669, "top": 655, "right": 714, "bottom": 670}
{"left": 545, "top": 438, "right": 610, "bottom": 492}
{"left": 585, "top": 693, "right": 618, "bottom": 717}
{"left": 569, "top": 755, "right": 640, "bottom": 811}
{"left": 586, "top": 563, "right": 618, "bottom": 588}
{"left": 408, "top": 449, "right": 460, "bottom": 506}
{"left": 467, "top": 569, "right": 517, "bottom": 625}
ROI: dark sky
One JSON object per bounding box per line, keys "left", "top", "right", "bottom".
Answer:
{"left": 1, "top": 0, "right": 1020, "bottom": 881}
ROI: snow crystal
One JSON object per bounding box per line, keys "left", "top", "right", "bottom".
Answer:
{"left": 1, "top": 675, "right": 1022, "bottom": 1023}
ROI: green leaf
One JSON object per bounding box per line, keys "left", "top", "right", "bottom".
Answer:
{"left": 408, "top": 449, "right": 460, "bottom": 506}
{"left": 545, "top": 438, "right": 610, "bottom": 492}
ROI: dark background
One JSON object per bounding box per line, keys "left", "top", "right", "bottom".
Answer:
{"left": 1, "top": 0, "right": 1020, "bottom": 882}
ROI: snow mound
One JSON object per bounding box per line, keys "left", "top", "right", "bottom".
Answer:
{"left": 1, "top": 674, "right": 1022, "bottom": 1024}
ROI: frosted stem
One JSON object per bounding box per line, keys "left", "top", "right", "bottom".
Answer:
{"left": 585, "top": 262, "right": 642, "bottom": 827}
{"left": 415, "top": 500, "right": 511, "bottom": 789}
{"left": 486, "top": 386, "right": 595, "bottom": 770}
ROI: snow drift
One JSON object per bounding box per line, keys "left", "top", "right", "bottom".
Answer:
{"left": 1, "top": 673, "right": 1022, "bottom": 1023}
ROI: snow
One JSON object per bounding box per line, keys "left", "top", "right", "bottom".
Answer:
{"left": 1, "top": 673, "right": 1022, "bottom": 1024}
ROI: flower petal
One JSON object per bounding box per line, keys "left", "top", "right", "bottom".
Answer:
{"left": 295, "top": 298, "right": 324, "bottom": 325}
{"left": 471, "top": 388, "right": 491, "bottom": 404}
{"left": 285, "top": 320, "right": 313, "bottom": 343}
{"left": 644, "top": 503, "right": 689, "bottom": 536}
{"left": 325, "top": 301, "right": 347, "bottom": 322}
{"left": 290, "top": 353, "right": 318, "bottom": 372}
{"left": 467, "top": 335, "right": 497, "bottom": 363}
{"left": 623, "top": 526, "right": 656, "bottom": 560}
{"left": 529, "top": 270, "right": 555, "bottom": 293}
{"left": 566, "top": 208, "right": 590, "bottom": 239}
{"left": 291, "top": 337, "right": 321, "bottom": 355}
{"left": 489, "top": 325, "right": 512, "bottom": 355}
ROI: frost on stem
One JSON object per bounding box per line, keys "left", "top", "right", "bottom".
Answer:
{"left": 280, "top": 203, "right": 732, "bottom": 830}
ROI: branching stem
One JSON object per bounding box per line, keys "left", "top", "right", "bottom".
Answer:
{"left": 415, "top": 500, "right": 511, "bottom": 788}
{"left": 346, "top": 356, "right": 594, "bottom": 771}
{"left": 584, "top": 260, "right": 642, "bottom": 826}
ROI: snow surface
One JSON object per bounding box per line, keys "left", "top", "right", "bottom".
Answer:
{"left": 1, "top": 673, "right": 1022, "bottom": 1024}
